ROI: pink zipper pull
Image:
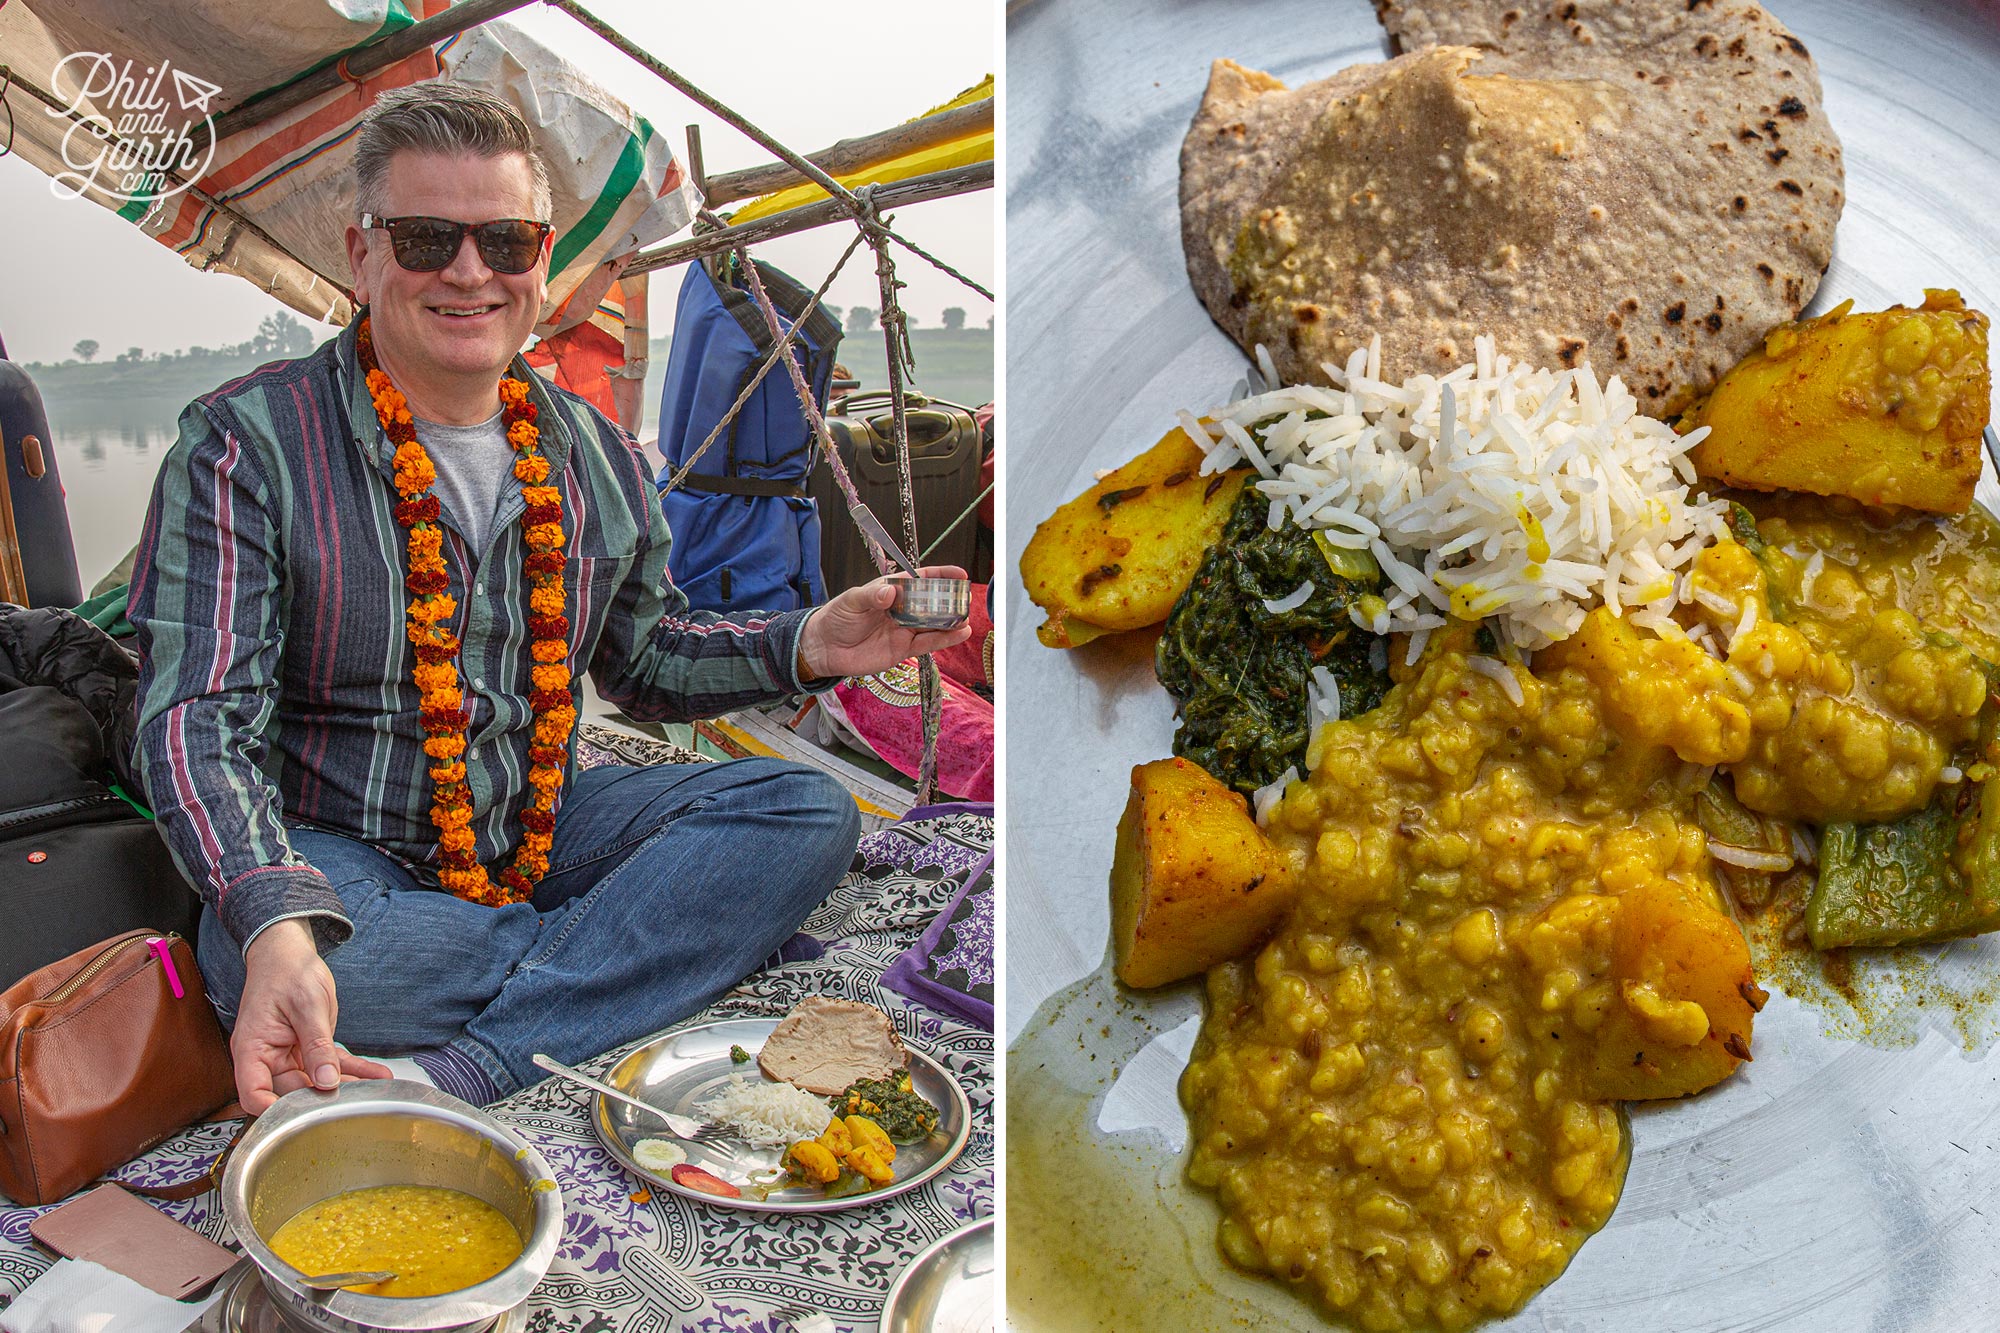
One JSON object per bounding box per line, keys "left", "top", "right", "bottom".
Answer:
{"left": 147, "top": 937, "right": 185, "bottom": 999}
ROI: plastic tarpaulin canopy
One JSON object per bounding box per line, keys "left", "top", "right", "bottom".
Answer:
{"left": 655, "top": 255, "right": 841, "bottom": 615}
{"left": 726, "top": 75, "right": 992, "bottom": 226}
{"left": 0, "top": 0, "right": 699, "bottom": 327}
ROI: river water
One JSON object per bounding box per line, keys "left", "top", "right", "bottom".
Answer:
{"left": 42, "top": 403, "right": 179, "bottom": 594}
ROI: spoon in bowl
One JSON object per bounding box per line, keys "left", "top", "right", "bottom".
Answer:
{"left": 296, "top": 1269, "right": 397, "bottom": 1290}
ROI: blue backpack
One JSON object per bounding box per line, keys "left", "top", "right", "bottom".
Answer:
{"left": 655, "top": 255, "right": 842, "bottom": 613}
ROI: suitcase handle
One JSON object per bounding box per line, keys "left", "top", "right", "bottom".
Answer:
{"left": 867, "top": 409, "right": 968, "bottom": 462}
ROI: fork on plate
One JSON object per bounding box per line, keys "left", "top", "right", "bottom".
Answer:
{"left": 531, "top": 1052, "right": 729, "bottom": 1144}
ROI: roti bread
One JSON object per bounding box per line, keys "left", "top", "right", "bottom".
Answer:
{"left": 757, "top": 996, "right": 908, "bottom": 1096}
{"left": 1180, "top": 0, "right": 1843, "bottom": 412}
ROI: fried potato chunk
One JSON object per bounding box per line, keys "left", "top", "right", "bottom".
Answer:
{"left": 1110, "top": 757, "right": 1296, "bottom": 989}
{"left": 1686, "top": 290, "right": 1990, "bottom": 514}
{"left": 1020, "top": 426, "right": 1250, "bottom": 648}
{"left": 1582, "top": 879, "right": 1760, "bottom": 1101}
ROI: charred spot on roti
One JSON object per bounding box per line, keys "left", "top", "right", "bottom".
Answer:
{"left": 1779, "top": 179, "right": 1804, "bottom": 195}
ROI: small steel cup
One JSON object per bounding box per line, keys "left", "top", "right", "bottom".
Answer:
{"left": 890, "top": 576, "right": 972, "bottom": 630}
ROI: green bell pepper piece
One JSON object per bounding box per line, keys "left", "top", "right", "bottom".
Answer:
{"left": 1808, "top": 679, "right": 2000, "bottom": 948}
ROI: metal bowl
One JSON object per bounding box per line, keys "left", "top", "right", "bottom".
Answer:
{"left": 219, "top": 1080, "right": 563, "bottom": 1333}
{"left": 881, "top": 1218, "right": 993, "bottom": 1333}
{"left": 890, "top": 576, "right": 973, "bottom": 630}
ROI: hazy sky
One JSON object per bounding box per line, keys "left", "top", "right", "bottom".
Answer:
{"left": 0, "top": 0, "right": 995, "bottom": 365}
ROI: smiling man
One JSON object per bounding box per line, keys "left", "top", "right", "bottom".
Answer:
{"left": 128, "top": 84, "right": 969, "bottom": 1114}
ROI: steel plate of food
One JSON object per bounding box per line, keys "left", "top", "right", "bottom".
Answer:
{"left": 1002, "top": 1, "right": 2000, "bottom": 1330}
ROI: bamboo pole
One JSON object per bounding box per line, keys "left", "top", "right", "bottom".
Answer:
{"left": 623, "top": 162, "right": 991, "bottom": 277}
{"left": 702, "top": 98, "right": 993, "bottom": 209}
{"left": 549, "top": 0, "right": 862, "bottom": 212}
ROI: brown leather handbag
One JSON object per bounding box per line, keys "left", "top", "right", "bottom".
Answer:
{"left": 0, "top": 929, "right": 238, "bottom": 1205}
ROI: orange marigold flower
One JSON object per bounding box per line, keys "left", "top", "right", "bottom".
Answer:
{"left": 531, "top": 639, "right": 568, "bottom": 663}
{"left": 423, "top": 734, "right": 467, "bottom": 759}
{"left": 507, "top": 420, "right": 539, "bottom": 449}
{"left": 429, "top": 761, "right": 468, "bottom": 784}
{"left": 409, "top": 594, "right": 459, "bottom": 624}
{"left": 529, "top": 585, "right": 565, "bottom": 617}
{"left": 521, "top": 485, "right": 561, "bottom": 509}
{"left": 514, "top": 455, "right": 550, "bottom": 484}
{"left": 525, "top": 523, "right": 567, "bottom": 550}
{"left": 441, "top": 869, "right": 486, "bottom": 896}
{"left": 414, "top": 662, "right": 458, "bottom": 694}
{"left": 498, "top": 378, "right": 530, "bottom": 406}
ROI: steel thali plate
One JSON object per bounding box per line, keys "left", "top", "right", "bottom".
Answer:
{"left": 589, "top": 1017, "right": 972, "bottom": 1214}
{"left": 1003, "top": 0, "right": 2000, "bottom": 1328}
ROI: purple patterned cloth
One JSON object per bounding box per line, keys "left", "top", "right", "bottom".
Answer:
{"left": 881, "top": 849, "right": 994, "bottom": 1031}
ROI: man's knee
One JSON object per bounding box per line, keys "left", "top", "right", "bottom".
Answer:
{"left": 729, "top": 759, "right": 860, "bottom": 870}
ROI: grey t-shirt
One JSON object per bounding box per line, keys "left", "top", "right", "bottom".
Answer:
{"left": 414, "top": 410, "right": 516, "bottom": 561}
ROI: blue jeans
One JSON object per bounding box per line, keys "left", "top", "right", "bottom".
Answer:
{"left": 195, "top": 758, "right": 861, "bottom": 1098}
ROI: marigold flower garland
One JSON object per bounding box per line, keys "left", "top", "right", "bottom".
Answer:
{"left": 358, "top": 316, "right": 574, "bottom": 906}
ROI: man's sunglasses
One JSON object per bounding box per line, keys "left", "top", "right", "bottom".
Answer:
{"left": 360, "top": 214, "right": 554, "bottom": 275}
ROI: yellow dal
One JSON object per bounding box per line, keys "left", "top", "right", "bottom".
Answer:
{"left": 269, "top": 1184, "right": 521, "bottom": 1298}
{"left": 1179, "top": 497, "right": 2000, "bottom": 1331}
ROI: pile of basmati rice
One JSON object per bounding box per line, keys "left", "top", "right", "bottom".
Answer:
{"left": 698, "top": 1076, "right": 833, "bottom": 1148}
{"left": 1182, "top": 335, "right": 1729, "bottom": 654}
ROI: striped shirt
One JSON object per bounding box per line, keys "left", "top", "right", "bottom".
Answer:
{"left": 129, "top": 321, "right": 821, "bottom": 953}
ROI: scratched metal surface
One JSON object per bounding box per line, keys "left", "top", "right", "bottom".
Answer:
{"left": 1003, "top": 0, "right": 2000, "bottom": 1328}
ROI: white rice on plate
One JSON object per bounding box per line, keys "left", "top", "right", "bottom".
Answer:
{"left": 698, "top": 1076, "right": 834, "bottom": 1148}
{"left": 1183, "top": 334, "right": 1731, "bottom": 653}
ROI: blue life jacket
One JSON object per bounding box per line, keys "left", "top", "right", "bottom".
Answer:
{"left": 655, "top": 255, "right": 841, "bottom": 613}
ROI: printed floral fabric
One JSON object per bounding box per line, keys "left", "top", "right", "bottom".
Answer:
{"left": 0, "top": 810, "right": 994, "bottom": 1332}
{"left": 881, "top": 804, "right": 994, "bottom": 1032}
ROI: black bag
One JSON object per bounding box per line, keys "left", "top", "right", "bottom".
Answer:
{"left": 0, "top": 685, "right": 199, "bottom": 990}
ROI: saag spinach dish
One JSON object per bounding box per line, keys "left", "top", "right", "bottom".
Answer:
{"left": 1158, "top": 488, "right": 1390, "bottom": 797}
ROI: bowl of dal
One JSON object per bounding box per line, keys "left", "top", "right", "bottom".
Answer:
{"left": 220, "top": 1079, "right": 562, "bottom": 1333}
